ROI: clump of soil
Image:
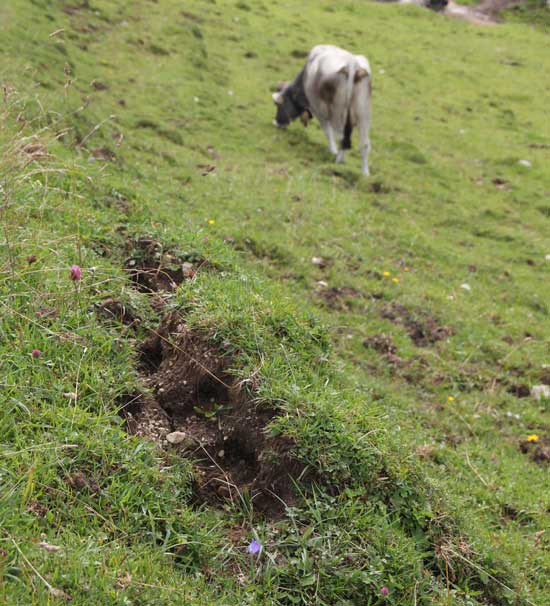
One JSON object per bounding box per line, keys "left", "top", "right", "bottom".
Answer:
{"left": 380, "top": 302, "right": 452, "bottom": 347}
{"left": 121, "top": 312, "right": 304, "bottom": 515}
{"left": 65, "top": 471, "right": 100, "bottom": 493}
{"left": 124, "top": 237, "right": 206, "bottom": 294}
{"left": 317, "top": 284, "right": 362, "bottom": 310}
{"left": 95, "top": 296, "right": 140, "bottom": 327}
{"left": 363, "top": 333, "right": 397, "bottom": 355}
{"left": 507, "top": 383, "right": 530, "bottom": 398}
{"left": 90, "top": 147, "right": 116, "bottom": 161}
{"left": 520, "top": 436, "right": 550, "bottom": 464}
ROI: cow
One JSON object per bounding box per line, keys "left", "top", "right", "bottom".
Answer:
{"left": 272, "top": 45, "right": 372, "bottom": 175}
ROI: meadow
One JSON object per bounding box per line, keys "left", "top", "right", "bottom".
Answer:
{"left": 1, "top": 1, "right": 550, "bottom": 604}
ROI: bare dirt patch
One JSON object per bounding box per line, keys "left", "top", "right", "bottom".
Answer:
{"left": 65, "top": 471, "right": 100, "bottom": 494}
{"left": 507, "top": 383, "right": 530, "bottom": 398}
{"left": 317, "top": 284, "right": 362, "bottom": 310}
{"left": 124, "top": 237, "right": 208, "bottom": 294}
{"left": 444, "top": 0, "right": 521, "bottom": 24}
{"left": 121, "top": 312, "right": 305, "bottom": 515}
{"left": 520, "top": 437, "right": 550, "bottom": 464}
{"left": 95, "top": 296, "right": 140, "bottom": 328}
{"left": 363, "top": 333, "right": 397, "bottom": 355}
{"left": 90, "top": 146, "right": 116, "bottom": 161}
{"left": 380, "top": 302, "right": 452, "bottom": 346}
{"left": 394, "top": 0, "right": 522, "bottom": 24}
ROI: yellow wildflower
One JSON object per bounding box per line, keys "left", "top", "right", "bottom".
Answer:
{"left": 383, "top": 271, "right": 391, "bottom": 277}
{"left": 392, "top": 277, "right": 400, "bottom": 283}
{"left": 208, "top": 219, "right": 215, "bottom": 225}
{"left": 527, "top": 434, "right": 539, "bottom": 442}
{"left": 448, "top": 396, "right": 455, "bottom": 402}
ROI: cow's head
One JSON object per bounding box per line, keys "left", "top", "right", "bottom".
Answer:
{"left": 272, "top": 82, "right": 302, "bottom": 129}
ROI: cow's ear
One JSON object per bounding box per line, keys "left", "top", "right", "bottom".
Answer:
{"left": 272, "top": 92, "right": 284, "bottom": 105}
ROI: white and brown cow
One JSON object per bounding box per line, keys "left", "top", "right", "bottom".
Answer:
{"left": 272, "top": 45, "right": 372, "bottom": 175}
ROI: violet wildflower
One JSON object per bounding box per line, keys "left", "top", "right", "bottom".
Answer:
{"left": 70, "top": 265, "right": 82, "bottom": 281}
{"left": 31, "top": 349, "right": 42, "bottom": 358}
{"left": 380, "top": 586, "right": 389, "bottom": 597}
{"left": 247, "top": 539, "right": 261, "bottom": 555}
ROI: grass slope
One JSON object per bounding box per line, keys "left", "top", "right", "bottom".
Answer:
{"left": 1, "top": 0, "right": 550, "bottom": 604}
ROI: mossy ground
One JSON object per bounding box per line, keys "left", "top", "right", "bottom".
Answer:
{"left": 1, "top": 1, "right": 550, "bottom": 604}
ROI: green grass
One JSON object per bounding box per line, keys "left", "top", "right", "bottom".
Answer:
{"left": 1, "top": 0, "right": 550, "bottom": 604}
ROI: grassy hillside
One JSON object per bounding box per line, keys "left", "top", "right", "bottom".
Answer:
{"left": 1, "top": 1, "right": 550, "bottom": 604}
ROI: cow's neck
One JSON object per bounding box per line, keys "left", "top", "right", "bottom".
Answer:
{"left": 289, "top": 67, "right": 310, "bottom": 114}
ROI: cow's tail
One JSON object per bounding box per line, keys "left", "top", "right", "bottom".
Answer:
{"left": 341, "top": 63, "right": 356, "bottom": 117}
{"left": 340, "top": 58, "right": 370, "bottom": 150}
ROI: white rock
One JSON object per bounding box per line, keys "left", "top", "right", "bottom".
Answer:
{"left": 518, "top": 159, "right": 532, "bottom": 168}
{"left": 181, "top": 262, "right": 195, "bottom": 278}
{"left": 531, "top": 385, "right": 550, "bottom": 401}
{"left": 545, "top": 254, "right": 550, "bottom": 262}
{"left": 460, "top": 283, "right": 471, "bottom": 291}
{"left": 311, "top": 256, "right": 327, "bottom": 267}
{"left": 166, "top": 431, "right": 188, "bottom": 445}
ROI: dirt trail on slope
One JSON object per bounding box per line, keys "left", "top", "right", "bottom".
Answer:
{"left": 444, "top": 0, "right": 522, "bottom": 25}
{"left": 397, "top": 0, "right": 523, "bottom": 24}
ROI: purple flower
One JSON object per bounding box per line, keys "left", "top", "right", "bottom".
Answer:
{"left": 380, "top": 586, "right": 389, "bottom": 597}
{"left": 247, "top": 539, "right": 261, "bottom": 555}
{"left": 31, "top": 349, "right": 42, "bottom": 358}
{"left": 69, "top": 265, "right": 82, "bottom": 281}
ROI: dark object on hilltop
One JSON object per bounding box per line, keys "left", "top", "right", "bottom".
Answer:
{"left": 427, "top": 0, "right": 449, "bottom": 11}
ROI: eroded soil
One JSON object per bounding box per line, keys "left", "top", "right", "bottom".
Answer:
{"left": 121, "top": 312, "right": 305, "bottom": 515}
{"left": 380, "top": 302, "right": 453, "bottom": 347}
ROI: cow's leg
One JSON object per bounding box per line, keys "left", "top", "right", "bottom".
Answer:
{"left": 336, "top": 112, "right": 353, "bottom": 163}
{"left": 323, "top": 122, "right": 339, "bottom": 156}
{"left": 326, "top": 95, "right": 350, "bottom": 164}
{"left": 356, "top": 87, "right": 371, "bottom": 176}
{"left": 358, "top": 120, "right": 371, "bottom": 176}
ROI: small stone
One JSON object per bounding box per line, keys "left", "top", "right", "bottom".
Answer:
{"left": 460, "top": 283, "right": 471, "bottom": 291}
{"left": 311, "top": 256, "right": 330, "bottom": 268}
{"left": 166, "top": 431, "right": 188, "bottom": 445}
{"left": 217, "top": 484, "right": 231, "bottom": 498}
{"left": 531, "top": 385, "right": 550, "bottom": 401}
{"left": 181, "top": 262, "right": 195, "bottom": 278}
{"left": 38, "top": 541, "right": 62, "bottom": 552}
{"left": 518, "top": 159, "right": 531, "bottom": 168}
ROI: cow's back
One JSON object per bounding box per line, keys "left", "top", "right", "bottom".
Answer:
{"left": 304, "top": 46, "right": 367, "bottom": 121}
